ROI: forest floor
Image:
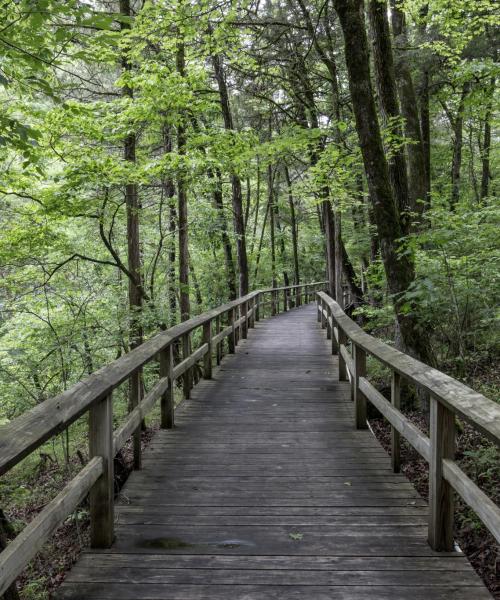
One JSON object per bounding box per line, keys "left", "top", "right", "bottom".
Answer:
{"left": 2, "top": 425, "right": 159, "bottom": 600}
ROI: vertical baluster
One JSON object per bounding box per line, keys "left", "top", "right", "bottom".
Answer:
{"left": 228, "top": 308, "right": 235, "bottom": 353}
{"left": 216, "top": 315, "right": 222, "bottom": 365}
{"left": 352, "top": 344, "right": 367, "bottom": 429}
{"left": 129, "top": 371, "right": 141, "bottom": 469}
{"left": 428, "top": 397, "right": 455, "bottom": 551}
{"left": 255, "top": 294, "right": 260, "bottom": 322}
{"left": 160, "top": 344, "right": 174, "bottom": 429}
{"left": 338, "top": 327, "right": 348, "bottom": 382}
{"left": 391, "top": 371, "right": 401, "bottom": 472}
{"left": 242, "top": 301, "right": 248, "bottom": 339}
{"left": 89, "top": 393, "right": 114, "bottom": 548}
{"left": 182, "top": 332, "right": 191, "bottom": 399}
{"left": 202, "top": 319, "right": 212, "bottom": 379}
{"left": 320, "top": 299, "right": 327, "bottom": 329}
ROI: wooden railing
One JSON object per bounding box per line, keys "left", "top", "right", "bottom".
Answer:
{"left": 0, "top": 281, "right": 326, "bottom": 595}
{"left": 316, "top": 291, "right": 500, "bottom": 552}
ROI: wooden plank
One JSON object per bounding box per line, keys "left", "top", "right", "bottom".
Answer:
{"left": 0, "top": 458, "right": 102, "bottom": 597}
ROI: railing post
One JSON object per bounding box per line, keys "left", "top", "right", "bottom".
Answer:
{"left": 160, "top": 344, "right": 174, "bottom": 428}
{"left": 242, "top": 301, "right": 248, "bottom": 339}
{"left": 235, "top": 305, "right": 240, "bottom": 345}
{"left": 272, "top": 290, "right": 277, "bottom": 316}
{"left": 216, "top": 315, "right": 222, "bottom": 365}
{"left": 391, "top": 371, "right": 401, "bottom": 472}
{"left": 89, "top": 393, "right": 114, "bottom": 548}
{"left": 255, "top": 294, "right": 260, "bottom": 322}
{"left": 283, "top": 288, "right": 287, "bottom": 312}
{"left": 331, "top": 317, "right": 338, "bottom": 355}
{"left": 352, "top": 344, "right": 367, "bottom": 429}
{"left": 203, "top": 320, "right": 212, "bottom": 379}
{"left": 129, "top": 371, "right": 142, "bottom": 469}
{"left": 338, "top": 328, "right": 348, "bottom": 382}
{"left": 182, "top": 332, "right": 191, "bottom": 399}
{"left": 250, "top": 297, "right": 256, "bottom": 328}
{"left": 320, "top": 299, "right": 327, "bottom": 329}
{"left": 316, "top": 294, "right": 321, "bottom": 322}
{"left": 428, "top": 397, "right": 455, "bottom": 551}
{"left": 228, "top": 308, "right": 235, "bottom": 353}
{"left": 326, "top": 304, "right": 331, "bottom": 340}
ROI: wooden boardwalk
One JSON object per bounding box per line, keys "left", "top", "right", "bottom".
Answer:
{"left": 57, "top": 304, "right": 490, "bottom": 599}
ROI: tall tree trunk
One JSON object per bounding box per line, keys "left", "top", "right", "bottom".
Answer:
{"left": 212, "top": 52, "right": 249, "bottom": 295}
{"left": 213, "top": 169, "right": 237, "bottom": 300}
{"left": 419, "top": 70, "right": 431, "bottom": 203}
{"left": 253, "top": 197, "right": 270, "bottom": 284}
{"left": 177, "top": 40, "right": 190, "bottom": 322}
{"left": 333, "top": 0, "right": 430, "bottom": 363}
{"left": 162, "top": 126, "right": 177, "bottom": 327}
{"left": 368, "top": 0, "right": 411, "bottom": 231}
{"left": 120, "top": 0, "right": 143, "bottom": 460}
{"left": 284, "top": 166, "right": 300, "bottom": 286}
{"left": 390, "top": 1, "right": 428, "bottom": 217}
{"left": 449, "top": 83, "right": 469, "bottom": 209}
{"left": 480, "top": 77, "right": 494, "bottom": 200}
{"left": 268, "top": 165, "right": 277, "bottom": 290}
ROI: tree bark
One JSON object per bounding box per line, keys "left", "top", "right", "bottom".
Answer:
{"left": 268, "top": 165, "right": 277, "bottom": 290}
{"left": 177, "top": 40, "right": 190, "bottom": 322}
{"left": 449, "top": 83, "right": 469, "bottom": 209}
{"left": 213, "top": 169, "right": 237, "bottom": 300}
{"left": 368, "top": 0, "right": 411, "bottom": 231}
{"left": 480, "top": 77, "right": 494, "bottom": 200}
{"left": 333, "top": 0, "right": 430, "bottom": 363}
{"left": 419, "top": 70, "right": 431, "bottom": 203}
{"left": 390, "top": 1, "right": 428, "bottom": 217}
{"left": 212, "top": 52, "right": 249, "bottom": 295}
{"left": 284, "top": 166, "right": 300, "bottom": 286}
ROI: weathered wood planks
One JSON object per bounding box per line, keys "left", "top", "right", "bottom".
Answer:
{"left": 56, "top": 304, "right": 491, "bottom": 600}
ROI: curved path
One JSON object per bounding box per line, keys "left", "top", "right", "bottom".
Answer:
{"left": 58, "top": 304, "right": 490, "bottom": 599}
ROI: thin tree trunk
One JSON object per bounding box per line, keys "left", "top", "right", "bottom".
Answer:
{"left": 268, "top": 165, "right": 277, "bottom": 290}
{"left": 450, "top": 83, "right": 469, "bottom": 209}
{"left": 284, "top": 166, "right": 300, "bottom": 286}
{"left": 162, "top": 125, "right": 177, "bottom": 326}
{"left": 333, "top": 0, "right": 430, "bottom": 363}
{"left": 213, "top": 169, "right": 237, "bottom": 300}
{"left": 480, "top": 77, "right": 494, "bottom": 200}
{"left": 419, "top": 70, "right": 431, "bottom": 203}
{"left": 253, "top": 197, "right": 270, "bottom": 284}
{"left": 120, "top": 0, "right": 143, "bottom": 453}
{"left": 212, "top": 52, "right": 249, "bottom": 295}
{"left": 177, "top": 40, "right": 190, "bottom": 322}
{"left": 189, "top": 258, "right": 203, "bottom": 308}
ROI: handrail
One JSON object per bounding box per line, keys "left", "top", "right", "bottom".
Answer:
{"left": 316, "top": 291, "right": 500, "bottom": 553}
{"left": 0, "top": 281, "right": 326, "bottom": 596}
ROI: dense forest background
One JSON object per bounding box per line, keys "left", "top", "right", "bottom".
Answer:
{"left": 0, "top": 0, "right": 498, "bottom": 597}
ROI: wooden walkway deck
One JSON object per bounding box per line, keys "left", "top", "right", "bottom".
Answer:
{"left": 57, "top": 304, "right": 490, "bottom": 599}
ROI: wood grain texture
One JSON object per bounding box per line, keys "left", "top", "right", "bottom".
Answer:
{"left": 56, "top": 305, "right": 490, "bottom": 600}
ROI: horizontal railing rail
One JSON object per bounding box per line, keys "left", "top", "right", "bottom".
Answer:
{"left": 0, "top": 281, "right": 326, "bottom": 596}
{"left": 316, "top": 291, "right": 500, "bottom": 553}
